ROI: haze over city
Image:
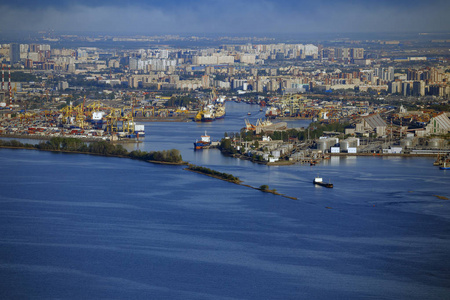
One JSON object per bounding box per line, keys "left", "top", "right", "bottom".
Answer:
{"left": 1, "top": 0, "right": 450, "bottom": 34}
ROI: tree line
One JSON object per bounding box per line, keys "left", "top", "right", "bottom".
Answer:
{"left": 0, "top": 137, "right": 183, "bottom": 164}
{"left": 186, "top": 164, "right": 240, "bottom": 183}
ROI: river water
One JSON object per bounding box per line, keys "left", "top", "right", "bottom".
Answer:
{"left": 1, "top": 102, "right": 449, "bottom": 299}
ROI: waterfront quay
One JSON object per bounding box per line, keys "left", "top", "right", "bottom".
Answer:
{"left": 1, "top": 100, "right": 449, "bottom": 167}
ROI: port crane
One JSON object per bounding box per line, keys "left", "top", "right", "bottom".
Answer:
{"left": 105, "top": 108, "right": 135, "bottom": 135}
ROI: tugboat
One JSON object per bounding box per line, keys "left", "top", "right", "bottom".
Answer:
{"left": 194, "top": 131, "right": 211, "bottom": 150}
{"left": 440, "top": 161, "right": 450, "bottom": 170}
{"left": 313, "top": 176, "right": 333, "bottom": 188}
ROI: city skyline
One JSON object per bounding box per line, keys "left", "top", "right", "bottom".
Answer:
{"left": 1, "top": 0, "right": 449, "bottom": 35}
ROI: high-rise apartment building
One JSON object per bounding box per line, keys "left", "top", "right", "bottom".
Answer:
{"left": 9, "top": 43, "right": 20, "bottom": 64}
{"left": 351, "top": 48, "right": 364, "bottom": 60}
{"left": 412, "top": 81, "right": 425, "bottom": 96}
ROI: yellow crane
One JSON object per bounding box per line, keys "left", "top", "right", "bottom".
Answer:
{"left": 133, "top": 107, "right": 144, "bottom": 117}
{"left": 105, "top": 108, "right": 135, "bottom": 134}
{"left": 105, "top": 108, "right": 121, "bottom": 133}
{"left": 194, "top": 110, "right": 204, "bottom": 122}
{"left": 86, "top": 101, "right": 107, "bottom": 112}
{"left": 121, "top": 110, "right": 135, "bottom": 134}
{"left": 175, "top": 108, "right": 189, "bottom": 114}
{"left": 211, "top": 87, "right": 218, "bottom": 102}
{"left": 147, "top": 106, "right": 155, "bottom": 117}
{"left": 59, "top": 103, "right": 75, "bottom": 125}
{"left": 18, "top": 111, "right": 36, "bottom": 122}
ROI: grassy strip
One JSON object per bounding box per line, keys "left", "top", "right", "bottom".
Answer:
{"left": 253, "top": 184, "right": 298, "bottom": 200}
{"left": 185, "top": 164, "right": 241, "bottom": 184}
{"left": 185, "top": 164, "right": 298, "bottom": 200}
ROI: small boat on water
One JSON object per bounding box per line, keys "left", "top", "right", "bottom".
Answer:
{"left": 194, "top": 131, "right": 211, "bottom": 150}
{"left": 247, "top": 112, "right": 251, "bottom": 115}
{"left": 434, "top": 153, "right": 450, "bottom": 167}
{"left": 440, "top": 161, "right": 450, "bottom": 170}
{"left": 313, "top": 176, "right": 333, "bottom": 188}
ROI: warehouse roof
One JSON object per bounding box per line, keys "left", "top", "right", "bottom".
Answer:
{"left": 363, "top": 113, "right": 387, "bottom": 128}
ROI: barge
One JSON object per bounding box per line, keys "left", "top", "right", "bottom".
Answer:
{"left": 313, "top": 176, "right": 333, "bottom": 188}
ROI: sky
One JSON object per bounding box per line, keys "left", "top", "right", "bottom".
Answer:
{"left": 1, "top": 0, "right": 449, "bottom": 35}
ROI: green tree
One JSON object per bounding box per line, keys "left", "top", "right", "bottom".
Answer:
{"left": 259, "top": 185, "right": 269, "bottom": 191}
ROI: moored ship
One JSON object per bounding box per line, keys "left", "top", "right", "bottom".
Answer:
{"left": 134, "top": 124, "right": 145, "bottom": 137}
{"left": 214, "top": 105, "right": 226, "bottom": 119}
{"left": 90, "top": 111, "right": 106, "bottom": 129}
{"left": 201, "top": 110, "right": 214, "bottom": 122}
{"left": 265, "top": 107, "right": 280, "bottom": 119}
{"left": 195, "top": 108, "right": 215, "bottom": 122}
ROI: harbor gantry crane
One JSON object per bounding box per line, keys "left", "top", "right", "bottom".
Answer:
{"left": 211, "top": 87, "right": 218, "bottom": 102}
{"left": 86, "top": 101, "right": 108, "bottom": 113}
{"left": 18, "top": 111, "right": 36, "bottom": 122}
{"left": 105, "top": 108, "right": 135, "bottom": 135}
{"left": 58, "top": 97, "right": 88, "bottom": 128}
{"left": 74, "top": 106, "right": 87, "bottom": 128}
{"left": 132, "top": 107, "right": 155, "bottom": 118}
{"left": 74, "top": 100, "right": 88, "bottom": 128}
{"left": 105, "top": 108, "right": 121, "bottom": 133}
{"left": 59, "top": 102, "right": 76, "bottom": 125}
{"left": 280, "top": 94, "right": 305, "bottom": 117}
{"left": 121, "top": 109, "right": 135, "bottom": 135}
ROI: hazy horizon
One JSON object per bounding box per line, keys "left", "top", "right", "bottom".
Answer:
{"left": 1, "top": 0, "right": 449, "bottom": 35}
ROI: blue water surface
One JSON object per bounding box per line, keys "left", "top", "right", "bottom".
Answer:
{"left": 0, "top": 102, "right": 449, "bottom": 299}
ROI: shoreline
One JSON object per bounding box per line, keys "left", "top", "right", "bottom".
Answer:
{"left": 276, "top": 117, "right": 313, "bottom": 121}
{"left": 0, "top": 145, "right": 188, "bottom": 166}
{"left": 220, "top": 148, "right": 438, "bottom": 166}
{"left": 329, "top": 153, "right": 437, "bottom": 157}
{"left": 0, "top": 134, "right": 142, "bottom": 143}
{"left": 134, "top": 116, "right": 192, "bottom": 122}
{"left": 2, "top": 133, "right": 441, "bottom": 161}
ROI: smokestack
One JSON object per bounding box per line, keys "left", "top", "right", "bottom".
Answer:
{"left": 1, "top": 64, "right": 4, "bottom": 91}
{"left": 8, "top": 66, "right": 12, "bottom": 104}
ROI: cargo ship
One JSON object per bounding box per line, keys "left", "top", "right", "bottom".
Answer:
{"left": 195, "top": 109, "right": 215, "bottom": 122}
{"left": 313, "top": 176, "right": 333, "bottom": 188}
{"left": 90, "top": 111, "right": 106, "bottom": 129}
{"left": 134, "top": 124, "right": 145, "bottom": 137}
{"left": 214, "top": 105, "right": 226, "bottom": 119}
{"left": 265, "top": 107, "right": 280, "bottom": 119}
{"left": 194, "top": 131, "right": 211, "bottom": 150}
{"left": 202, "top": 110, "right": 214, "bottom": 122}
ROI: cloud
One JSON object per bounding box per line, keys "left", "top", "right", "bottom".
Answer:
{"left": 0, "top": 0, "right": 449, "bottom": 34}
